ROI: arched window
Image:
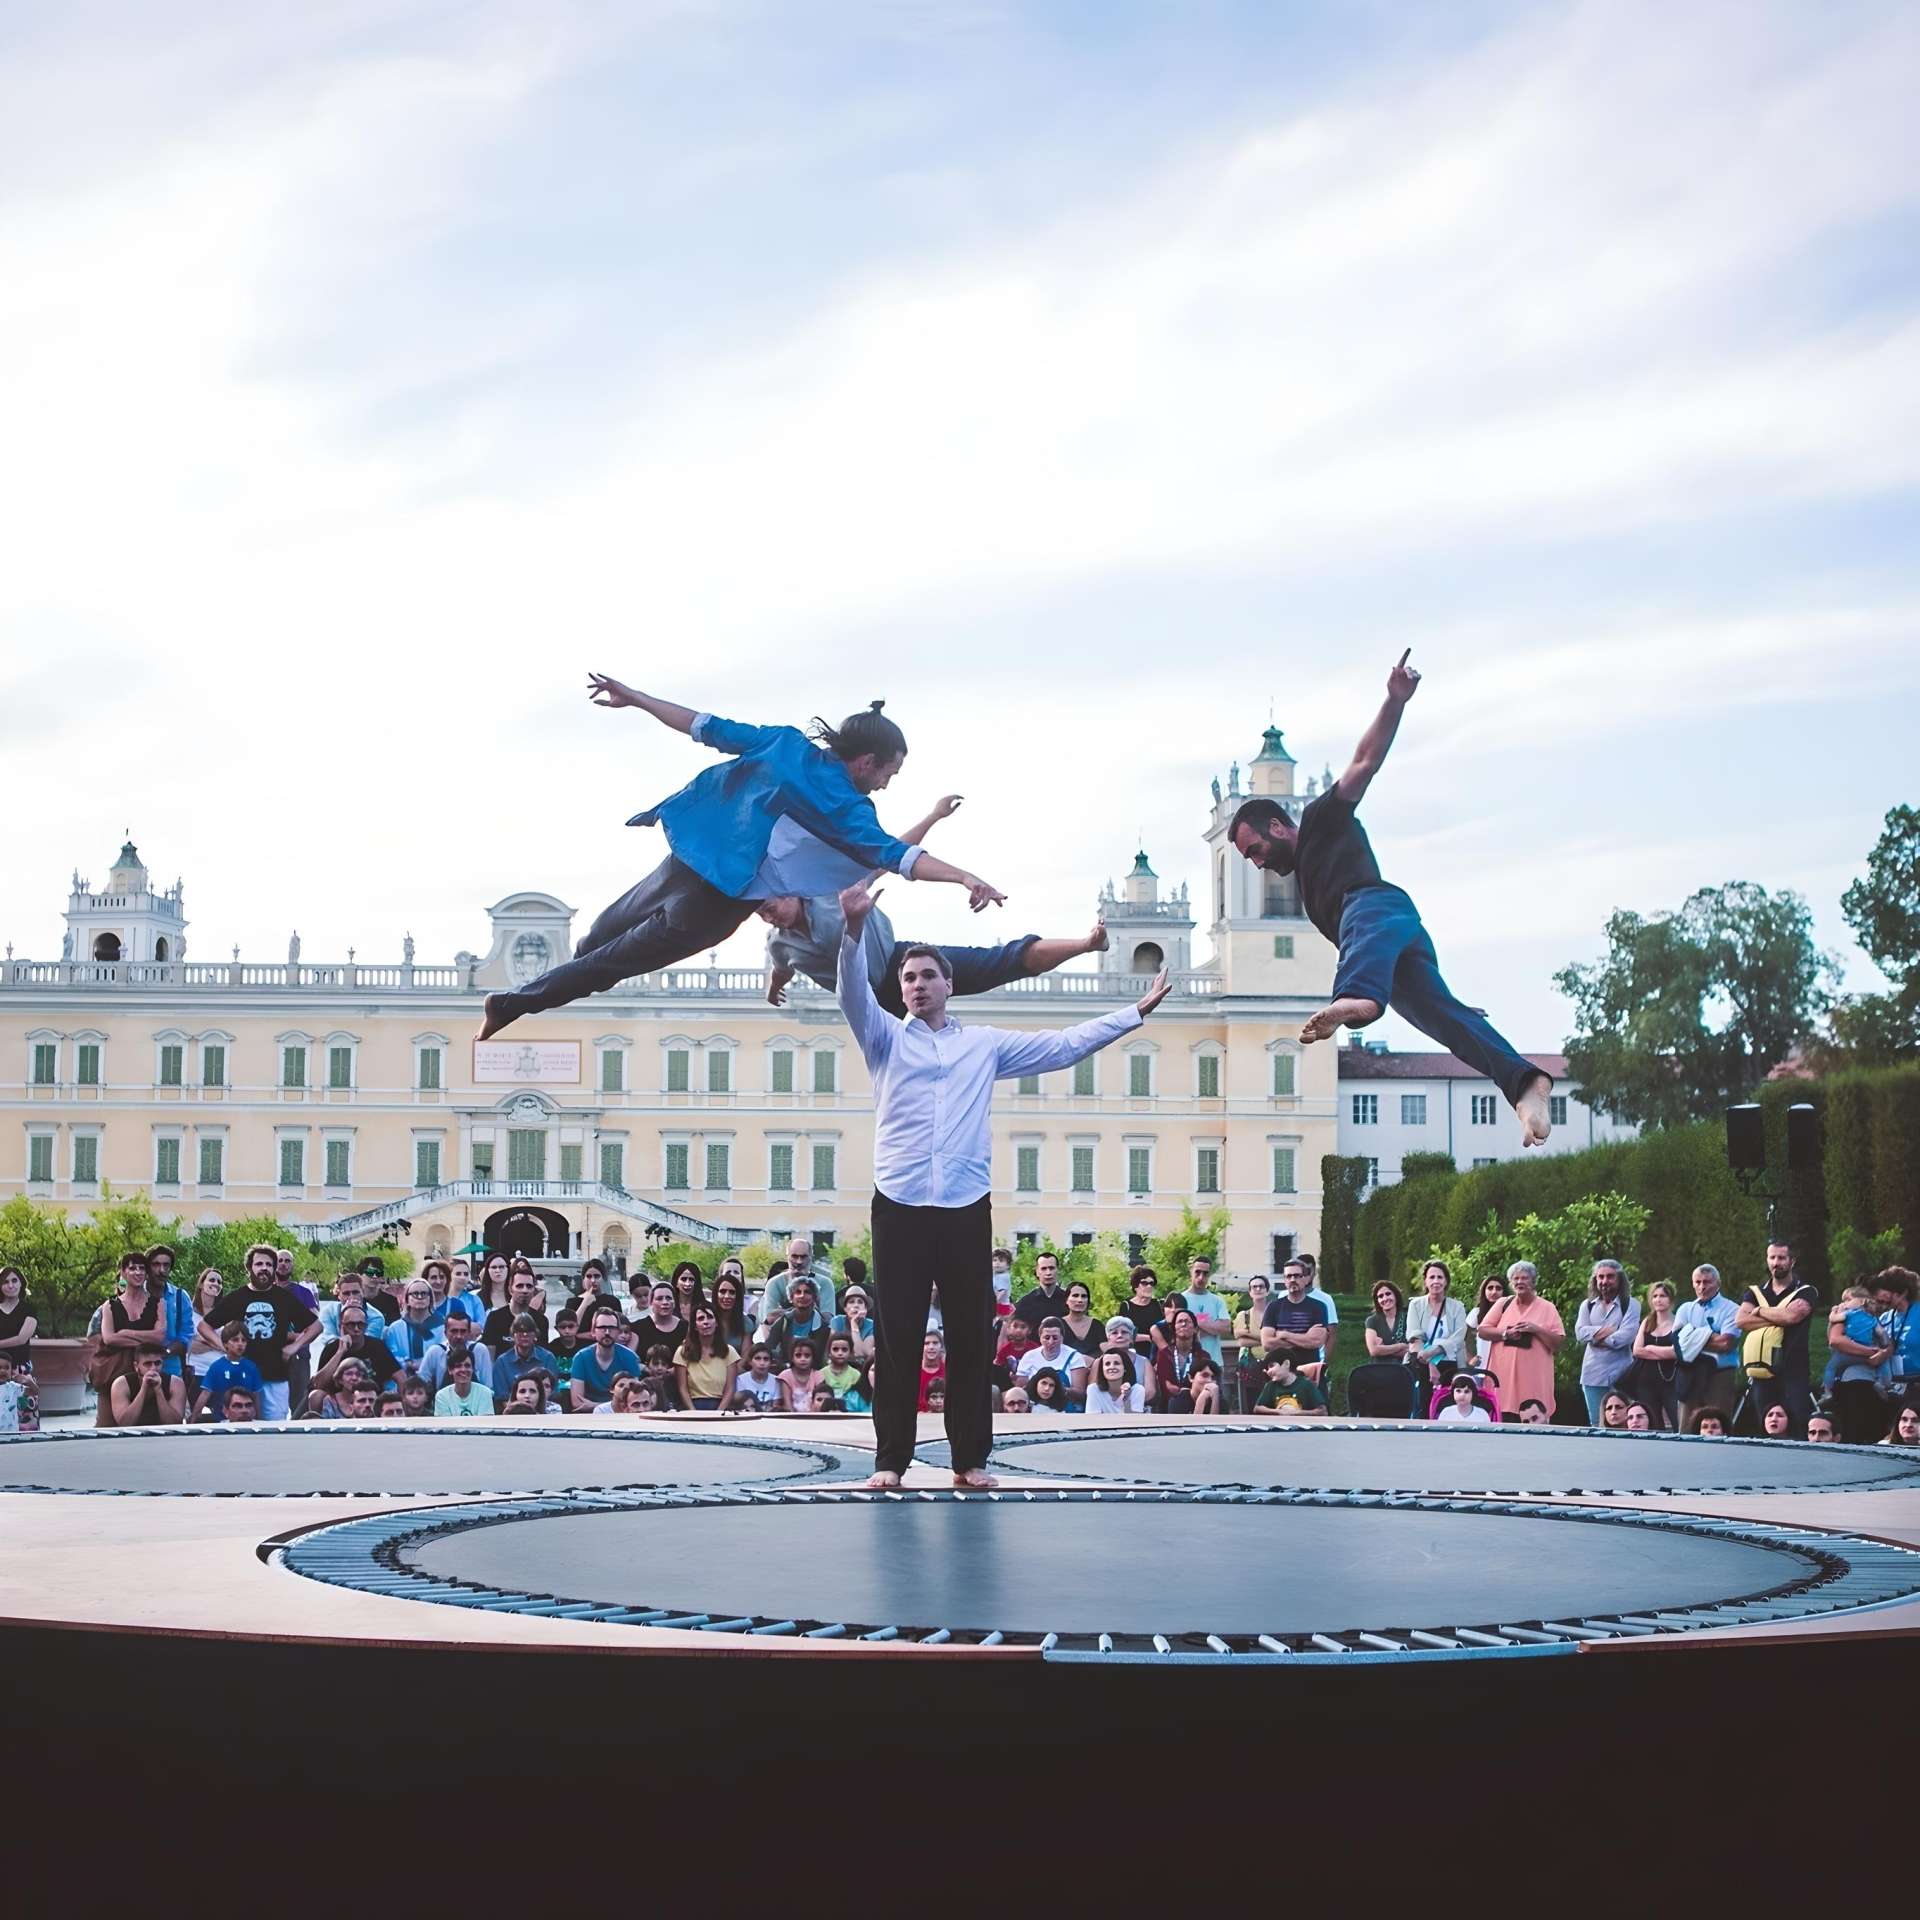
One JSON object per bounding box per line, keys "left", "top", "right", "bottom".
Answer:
{"left": 1131, "top": 941, "right": 1164, "bottom": 974}
{"left": 93, "top": 933, "right": 122, "bottom": 962}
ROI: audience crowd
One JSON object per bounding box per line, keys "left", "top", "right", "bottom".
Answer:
{"left": 2, "top": 1232, "right": 1916, "bottom": 1448}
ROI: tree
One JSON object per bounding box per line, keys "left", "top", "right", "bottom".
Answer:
{"left": 1831, "top": 804, "right": 1920, "bottom": 1064}
{"left": 1557, "top": 882, "right": 1837, "bottom": 1128}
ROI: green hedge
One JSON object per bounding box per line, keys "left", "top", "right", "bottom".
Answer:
{"left": 1349, "top": 1061, "right": 1920, "bottom": 1296}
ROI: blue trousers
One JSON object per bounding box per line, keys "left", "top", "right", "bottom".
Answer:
{"left": 1332, "top": 886, "right": 1546, "bottom": 1107}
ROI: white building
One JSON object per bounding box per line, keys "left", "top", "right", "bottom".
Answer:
{"left": 1334, "top": 1039, "right": 1637, "bottom": 1186}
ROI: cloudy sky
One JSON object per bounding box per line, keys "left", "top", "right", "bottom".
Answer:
{"left": 4, "top": 0, "right": 1915, "bottom": 1050}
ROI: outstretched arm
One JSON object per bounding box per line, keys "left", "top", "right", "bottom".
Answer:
{"left": 835, "top": 883, "right": 898, "bottom": 1069}
{"left": 587, "top": 673, "right": 700, "bottom": 736}
{"left": 899, "top": 794, "right": 964, "bottom": 847}
{"left": 1334, "top": 650, "right": 1421, "bottom": 805}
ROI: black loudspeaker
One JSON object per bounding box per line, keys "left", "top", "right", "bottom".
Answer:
{"left": 1726, "top": 1104, "right": 1767, "bottom": 1172}
{"left": 1786, "top": 1102, "right": 1820, "bottom": 1173}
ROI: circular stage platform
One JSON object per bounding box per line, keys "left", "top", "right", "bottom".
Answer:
{"left": 0, "top": 1423, "right": 867, "bottom": 1497}
{"left": 280, "top": 1487, "right": 1920, "bottom": 1659}
{"left": 945, "top": 1423, "right": 1920, "bottom": 1496}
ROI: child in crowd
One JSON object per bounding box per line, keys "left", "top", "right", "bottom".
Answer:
{"left": 1028, "top": 1369, "right": 1068, "bottom": 1412}
{"left": 595, "top": 1375, "right": 644, "bottom": 1415}
{"left": 642, "top": 1342, "right": 676, "bottom": 1404}
{"left": 810, "top": 1383, "right": 841, "bottom": 1412}
{"left": 193, "top": 1320, "right": 265, "bottom": 1423}
{"left": 1188, "top": 1357, "right": 1221, "bottom": 1415}
{"left": 549, "top": 1308, "right": 582, "bottom": 1398}
{"left": 992, "top": 1314, "right": 1036, "bottom": 1393}
{"left": 400, "top": 1375, "right": 435, "bottom": 1418}
{"left": 779, "top": 1336, "right": 821, "bottom": 1413}
{"left": 923, "top": 1377, "right": 946, "bottom": 1415}
{"left": 0, "top": 1352, "right": 34, "bottom": 1432}
{"left": 1254, "top": 1352, "right": 1326, "bottom": 1417}
{"left": 820, "top": 1334, "right": 869, "bottom": 1413}
{"left": 730, "top": 1345, "right": 782, "bottom": 1411}
{"left": 1684, "top": 1406, "right": 1727, "bottom": 1436}
{"left": 1435, "top": 1375, "right": 1492, "bottom": 1424}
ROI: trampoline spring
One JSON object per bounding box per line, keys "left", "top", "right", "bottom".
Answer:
{"left": 1255, "top": 1636, "right": 1293, "bottom": 1655}
{"left": 1097, "top": 1633, "right": 1114, "bottom": 1654}
{"left": 1039, "top": 1633, "right": 1060, "bottom": 1652}
{"left": 1308, "top": 1634, "right": 1349, "bottom": 1654}
{"left": 977, "top": 1631, "right": 1004, "bottom": 1648}
{"left": 749, "top": 1620, "right": 799, "bottom": 1636}
{"left": 919, "top": 1629, "right": 952, "bottom": 1646}
{"left": 1407, "top": 1630, "right": 1460, "bottom": 1650}
{"left": 863, "top": 1626, "right": 900, "bottom": 1642}
{"left": 804, "top": 1622, "right": 848, "bottom": 1639}
{"left": 1353, "top": 1633, "right": 1404, "bottom": 1653}
{"left": 1150, "top": 1634, "right": 1172, "bottom": 1655}
{"left": 1204, "top": 1635, "right": 1232, "bottom": 1656}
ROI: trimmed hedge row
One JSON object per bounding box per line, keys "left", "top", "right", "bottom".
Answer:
{"left": 1344, "top": 1062, "right": 1920, "bottom": 1296}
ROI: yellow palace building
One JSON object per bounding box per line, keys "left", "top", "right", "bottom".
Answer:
{"left": 3, "top": 731, "right": 1339, "bottom": 1277}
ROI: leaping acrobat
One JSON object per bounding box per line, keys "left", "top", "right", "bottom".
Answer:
{"left": 1227, "top": 650, "right": 1554, "bottom": 1148}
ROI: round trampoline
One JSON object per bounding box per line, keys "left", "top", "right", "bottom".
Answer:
{"left": 280, "top": 1488, "right": 1920, "bottom": 1660}
{"left": 945, "top": 1423, "right": 1920, "bottom": 1496}
{"left": 0, "top": 1424, "right": 867, "bottom": 1498}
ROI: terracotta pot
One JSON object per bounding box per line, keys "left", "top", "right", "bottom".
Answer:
{"left": 27, "top": 1337, "right": 92, "bottom": 1415}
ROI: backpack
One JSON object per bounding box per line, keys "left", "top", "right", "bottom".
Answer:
{"left": 1741, "top": 1286, "right": 1785, "bottom": 1380}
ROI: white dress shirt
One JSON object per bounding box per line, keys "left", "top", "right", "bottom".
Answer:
{"left": 838, "top": 931, "right": 1142, "bottom": 1208}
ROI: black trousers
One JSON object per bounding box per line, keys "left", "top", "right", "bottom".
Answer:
{"left": 502, "top": 855, "right": 752, "bottom": 1018}
{"left": 870, "top": 1189, "right": 992, "bottom": 1476}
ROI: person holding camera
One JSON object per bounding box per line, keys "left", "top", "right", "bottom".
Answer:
{"left": 1475, "top": 1261, "right": 1565, "bottom": 1420}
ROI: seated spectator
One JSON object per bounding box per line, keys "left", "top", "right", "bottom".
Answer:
{"left": 1017, "top": 1320, "right": 1089, "bottom": 1401}
{"left": 1152, "top": 1309, "right": 1211, "bottom": 1413}
{"left": 1806, "top": 1408, "right": 1839, "bottom": 1442}
{"left": 1027, "top": 1369, "right": 1069, "bottom": 1413}
{"left": 376, "top": 1390, "right": 406, "bottom": 1417}
{"left": 761, "top": 1275, "right": 832, "bottom": 1370}
{"left": 0, "top": 1353, "right": 33, "bottom": 1433}
{"left": 548, "top": 1308, "right": 583, "bottom": 1399}
{"left": 778, "top": 1336, "right": 825, "bottom": 1414}
{"left": 918, "top": 1330, "right": 948, "bottom": 1411}
{"left": 493, "top": 1314, "right": 562, "bottom": 1411}
{"left": 433, "top": 1348, "right": 493, "bottom": 1418}
{"left": 309, "top": 1356, "right": 376, "bottom": 1419}
{"left": 992, "top": 1315, "right": 1037, "bottom": 1391}
{"left": 192, "top": 1321, "right": 265, "bottom": 1423}
{"left": 568, "top": 1304, "right": 642, "bottom": 1412}
{"left": 675, "top": 1304, "right": 739, "bottom": 1411}
{"left": 384, "top": 1282, "right": 440, "bottom": 1373}
{"left": 503, "top": 1373, "right": 559, "bottom": 1415}
{"left": 218, "top": 1386, "right": 258, "bottom": 1423}
{"left": 809, "top": 1383, "right": 841, "bottom": 1412}
{"left": 418, "top": 1307, "right": 494, "bottom": 1395}
{"left": 819, "top": 1334, "right": 870, "bottom": 1414}
{"left": 1084, "top": 1349, "right": 1148, "bottom": 1414}
{"left": 563, "top": 1256, "right": 616, "bottom": 1328}
{"left": 1598, "top": 1389, "right": 1630, "bottom": 1430}
{"left": 728, "top": 1344, "right": 782, "bottom": 1411}
{"left": 831, "top": 1283, "right": 877, "bottom": 1368}
{"left": 1149, "top": 1290, "right": 1190, "bottom": 1353}
{"left": 633, "top": 1379, "right": 667, "bottom": 1413}
{"left": 1515, "top": 1398, "right": 1551, "bottom": 1426}
{"left": 630, "top": 1279, "right": 689, "bottom": 1362}
{"left": 1684, "top": 1407, "right": 1728, "bottom": 1437}
{"left": 1881, "top": 1403, "right": 1920, "bottom": 1447}
{"left": 1188, "top": 1356, "right": 1221, "bottom": 1415}
{"left": 1761, "top": 1402, "right": 1793, "bottom": 1437}
{"left": 594, "top": 1375, "right": 646, "bottom": 1416}
{"left": 711, "top": 1269, "right": 753, "bottom": 1356}
{"left": 482, "top": 1271, "right": 549, "bottom": 1355}
{"left": 338, "top": 1378, "right": 380, "bottom": 1420}
{"left": 640, "top": 1341, "right": 677, "bottom": 1407}
{"left": 1001, "top": 1385, "right": 1033, "bottom": 1414}
{"left": 1624, "top": 1401, "right": 1655, "bottom": 1432}
{"left": 1252, "top": 1351, "right": 1326, "bottom": 1417}
{"left": 310, "top": 1310, "right": 400, "bottom": 1409}
{"left": 109, "top": 1350, "right": 187, "bottom": 1427}
{"left": 1435, "top": 1375, "right": 1493, "bottom": 1425}
{"left": 399, "top": 1375, "right": 434, "bottom": 1418}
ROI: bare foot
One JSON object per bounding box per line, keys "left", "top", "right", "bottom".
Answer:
{"left": 1088, "top": 918, "right": 1109, "bottom": 954}
{"left": 476, "top": 993, "right": 516, "bottom": 1043}
{"left": 1515, "top": 1073, "right": 1553, "bottom": 1149}
{"left": 863, "top": 1469, "right": 903, "bottom": 1490}
{"left": 1300, "top": 996, "right": 1380, "bottom": 1045}
{"left": 952, "top": 1468, "right": 999, "bottom": 1489}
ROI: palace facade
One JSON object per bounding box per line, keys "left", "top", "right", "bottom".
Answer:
{"left": 2, "top": 731, "right": 1357, "bottom": 1277}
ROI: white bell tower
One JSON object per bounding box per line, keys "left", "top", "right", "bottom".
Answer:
{"left": 64, "top": 839, "right": 188, "bottom": 965}
{"left": 1096, "top": 850, "right": 1193, "bottom": 981}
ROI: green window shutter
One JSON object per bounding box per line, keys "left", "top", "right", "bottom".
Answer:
{"left": 769, "top": 1144, "right": 794, "bottom": 1191}
{"left": 1073, "top": 1059, "right": 1095, "bottom": 1097}
{"left": 599, "top": 1143, "right": 624, "bottom": 1190}
{"left": 664, "top": 1144, "right": 689, "bottom": 1190}
{"left": 1272, "top": 1147, "right": 1296, "bottom": 1193}
{"left": 707, "top": 1050, "right": 731, "bottom": 1094}
{"left": 1272, "top": 935, "right": 1295, "bottom": 959}
{"left": 1196, "top": 1054, "right": 1220, "bottom": 1098}
{"left": 1128, "top": 1055, "right": 1151, "bottom": 1097}
{"left": 812, "top": 1050, "right": 836, "bottom": 1094}
{"left": 471, "top": 1142, "right": 494, "bottom": 1179}
{"left": 202, "top": 1044, "right": 225, "bottom": 1087}
{"left": 811, "top": 1142, "right": 836, "bottom": 1190}
{"left": 1549, "top": 1094, "right": 1568, "bottom": 1126}
{"left": 1016, "top": 1074, "right": 1040, "bottom": 1095}
{"left": 279, "top": 1139, "right": 304, "bottom": 1186}
{"left": 73, "top": 1136, "right": 99, "bottom": 1183}
{"left": 419, "top": 1047, "right": 442, "bottom": 1091}
{"left": 1272, "top": 1053, "right": 1295, "bottom": 1097}
{"left": 155, "top": 1138, "right": 180, "bottom": 1184}
{"left": 158, "top": 1045, "right": 183, "bottom": 1087}
{"left": 415, "top": 1140, "right": 440, "bottom": 1188}
{"left": 666, "top": 1050, "right": 689, "bottom": 1093}
{"left": 559, "top": 1144, "right": 583, "bottom": 1182}
{"left": 770, "top": 1051, "right": 794, "bottom": 1093}
{"left": 1016, "top": 1145, "right": 1040, "bottom": 1192}
{"left": 328, "top": 1046, "right": 353, "bottom": 1088}
{"left": 29, "top": 1135, "right": 55, "bottom": 1182}
{"left": 1128, "top": 1147, "right": 1151, "bottom": 1192}
{"left": 32, "top": 1043, "right": 56, "bottom": 1084}
{"left": 1071, "top": 1145, "right": 1095, "bottom": 1192}
{"left": 507, "top": 1130, "right": 545, "bottom": 1180}
{"left": 326, "top": 1140, "right": 351, "bottom": 1186}
{"left": 600, "top": 1049, "right": 624, "bottom": 1093}
{"left": 283, "top": 1046, "right": 305, "bottom": 1089}
{"left": 705, "top": 1142, "right": 730, "bottom": 1189}
{"left": 77, "top": 1044, "right": 101, "bottom": 1086}
{"left": 198, "top": 1138, "right": 223, "bottom": 1186}
{"left": 1196, "top": 1147, "right": 1219, "bottom": 1193}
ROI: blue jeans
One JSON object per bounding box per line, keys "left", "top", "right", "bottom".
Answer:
{"left": 1581, "top": 1382, "right": 1617, "bottom": 1426}
{"left": 1332, "top": 886, "right": 1546, "bottom": 1107}
{"left": 877, "top": 935, "right": 1040, "bottom": 1019}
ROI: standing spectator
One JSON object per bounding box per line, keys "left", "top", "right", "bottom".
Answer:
{"left": 192, "top": 1322, "right": 264, "bottom": 1421}
{"left": 631, "top": 1278, "right": 690, "bottom": 1361}
{"left": 1260, "top": 1260, "right": 1331, "bottom": 1391}
{"left": 433, "top": 1348, "right": 493, "bottom": 1417}
{"left": 1736, "top": 1238, "right": 1818, "bottom": 1437}
{"left": 832, "top": 1284, "right": 877, "bottom": 1368}
{"left": 1626, "top": 1281, "right": 1682, "bottom": 1430}
{"left": 675, "top": 1304, "right": 739, "bottom": 1410}
{"left": 418, "top": 1307, "right": 494, "bottom": 1395}
{"left": 318, "top": 1269, "right": 387, "bottom": 1344}
{"left": 493, "top": 1315, "right": 561, "bottom": 1411}
{"left": 201, "top": 1244, "right": 320, "bottom": 1422}
{"left": 1252, "top": 1351, "right": 1326, "bottom": 1417}
{"left": 1364, "top": 1281, "right": 1413, "bottom": 1366}
{"left": 273, "top": 1248, "right": 322, "bottom": 1420}
{"left": 1476, "top": 1262, "right": 1566, "bottom": 1420}
{"left": 568, "top": 1304, "right": 641, "bottom": 1411}
{"left": 1574, "top": 1261, "right": 1640, "bottom": 1427}
{"left": 1466, "top": 1274, "right": 1509, "bottom": 1373}
{"left": 481, "top": 1270, "right": 548, "bottom": 1355}
{"left": 384, "top": 1281, "right": 439, "bottom": 1373}
{"left": 1675, "top": 1264, "right": 1743, "bottom": 1428}
{"left": 1435, "top": 1376, "right": 1493, "bottom": 1425}
{"left": 1300, "top": 1256, "right": 1343, "bottom": 1382}
{"left": 146, "top": 1244, "right": 197, "bottom": 1399}
{"left": 1181, "top": 1256, "right": 1232, "bottom": 1366}
{"left": 1085, "top": 1350, "right": 1147, "bottom": 1414}
{"left": 109, "top": 1350, "right": 186, "bottom": 1426}
{"left": 990, "top": 1246, "right": 1015, "bottom": 1312}
{"left": 1153, "top": 1309, "right": 1212, "bottom": 1413}
{"left": 1232, "top": 1277, "right": 1272, "bottom": 1411}
{"left": 471, "top": 1251, "right": 513, "bottom": 1327}
{"left": 1119, "top": 1266, "right": 1162, "bottom": 1368}
{"left": 1826, "top": 1283, "right": 1894, "bottom": 1444}
{"left": 1878, "top": 1267, "right": 1920, "bottom": 1399}
{"left": 1059, "top": 1284, "right": 1104, "bottom": 1364}
{"left": 183, "top": 1269, "right": 229, "bottom": 1398}
{"left": 97, "top": 1251, "right": 167, "bottom": 1425}
{"left": 1407, "top": 1260, "right": 1468, "bottom": 1412}
{"left": 0, "top": 1266, "right": 37, "bottom": 1375}
{"left": 1012, "top": 1252, "right": 1072, "bottom": 1337}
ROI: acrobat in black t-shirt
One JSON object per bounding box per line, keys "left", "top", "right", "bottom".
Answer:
{"left": 1292, "top": 787, "right": 1387, "bottom": 945}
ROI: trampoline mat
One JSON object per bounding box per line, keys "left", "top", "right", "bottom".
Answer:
{"left": 968, "top": 1424, "right": 1920, "bottom": 1495}
{"left": 0, "top": 1425, "right": 862, "bottom": 1497}
{"left": 395, "top": 1496, "right": 1825, "bottom": 1639}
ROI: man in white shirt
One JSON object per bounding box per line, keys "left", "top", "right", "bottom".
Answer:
{"left": 837, "top": 879, "right": 1170, "bottom": 1489}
